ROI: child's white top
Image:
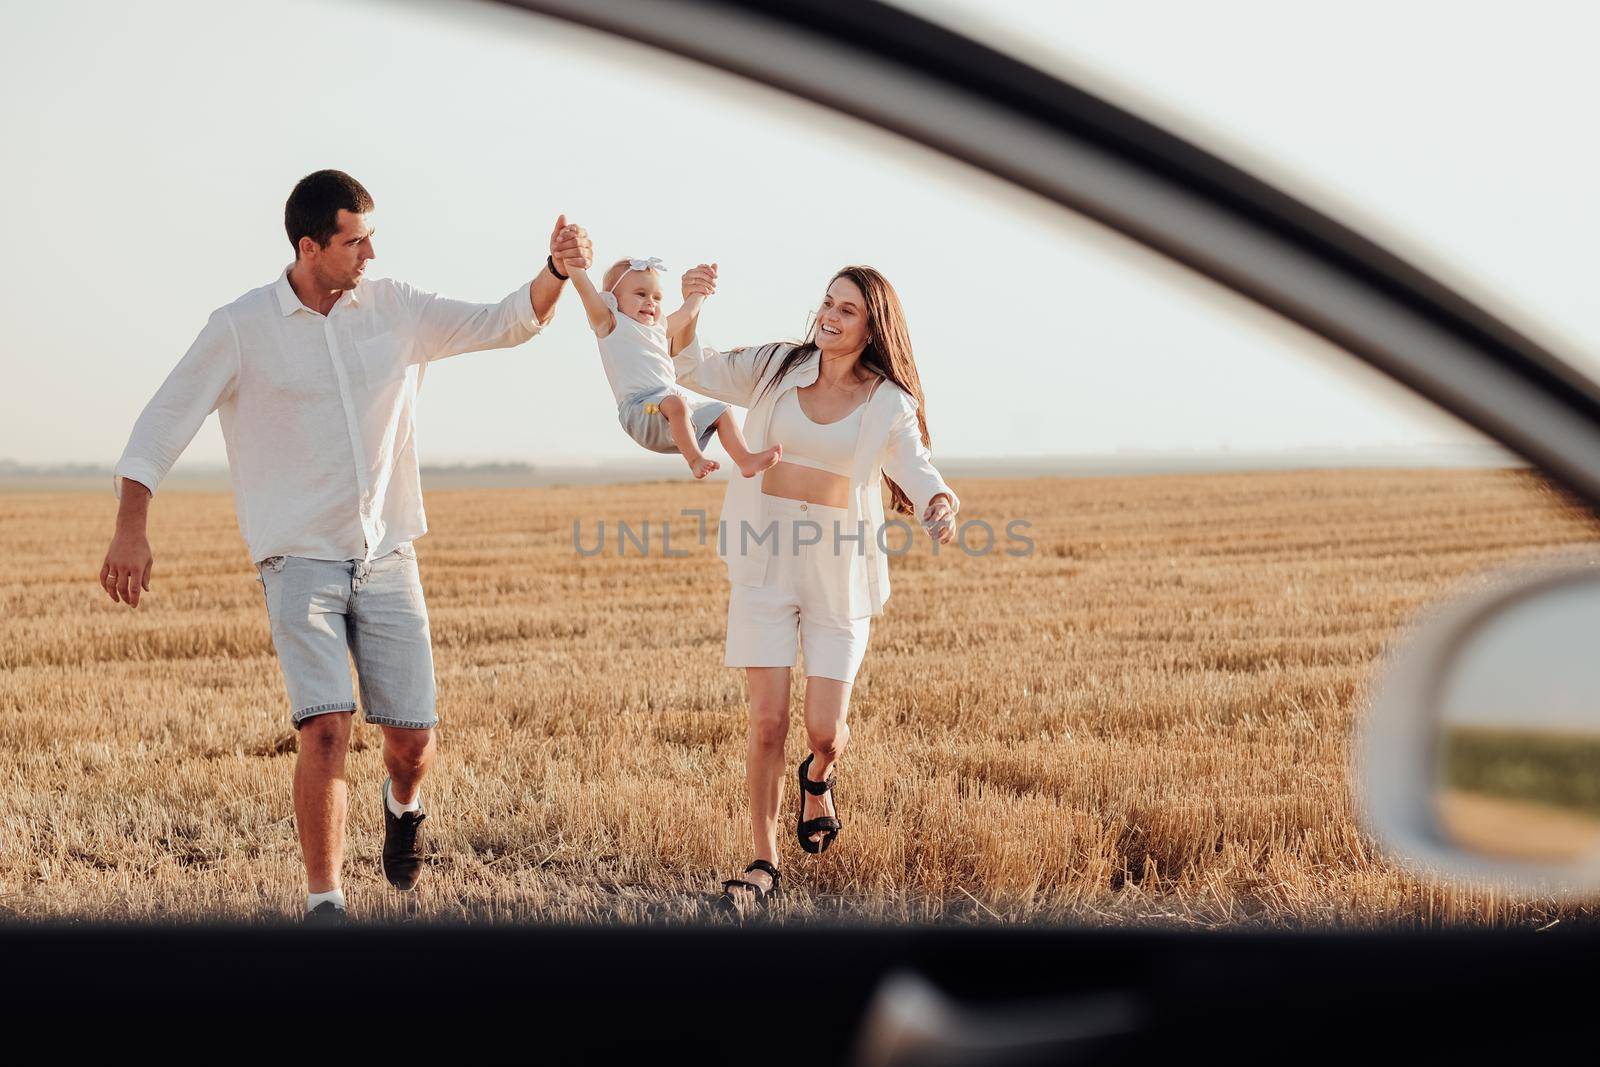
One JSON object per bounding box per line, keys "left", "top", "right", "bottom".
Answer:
{"left": 595, "top": 292, "right": 678, "bottom": 406}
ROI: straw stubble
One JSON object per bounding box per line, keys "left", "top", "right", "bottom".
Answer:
{"left": 1, "top": 468, "right": 1596, "bottom": 926}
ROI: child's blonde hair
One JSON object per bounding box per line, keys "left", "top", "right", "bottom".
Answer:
{"left": 602, "top": 258, "right": 660, "bottom": 292}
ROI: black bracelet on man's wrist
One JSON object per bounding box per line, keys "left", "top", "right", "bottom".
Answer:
{"left": 545, "top": 254, "right": 568, "bottom": 281}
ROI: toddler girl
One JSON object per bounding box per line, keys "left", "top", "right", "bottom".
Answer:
{"left": 569, "top": 255, "right": 781, "bottom": 479}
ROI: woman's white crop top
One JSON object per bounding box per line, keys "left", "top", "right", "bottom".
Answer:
{"left": 769, "top": 381, "right": 880, "bottom": 477}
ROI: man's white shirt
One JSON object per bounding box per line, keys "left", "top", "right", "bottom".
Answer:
{"left": 115, "top": 266, "right": 544, "bottom": 563}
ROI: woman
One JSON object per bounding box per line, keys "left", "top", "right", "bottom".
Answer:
{"left": 671, "top": 264, "right": 958, "bottom": 908}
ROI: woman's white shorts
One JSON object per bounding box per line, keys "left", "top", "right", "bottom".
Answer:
{"left": 724, "top": 496, "right": 872, "bottom": 683}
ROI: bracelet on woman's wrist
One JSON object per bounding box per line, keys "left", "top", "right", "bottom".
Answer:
{"left": 545, "top": 254, "right": 568, "bottom": 281}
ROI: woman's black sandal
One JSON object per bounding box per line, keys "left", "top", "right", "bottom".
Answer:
{"left": 720, "top": 859, "right": 781, "bottom": 908}
{"left": 796, "top": 754, "right": 841, "bottom": 854}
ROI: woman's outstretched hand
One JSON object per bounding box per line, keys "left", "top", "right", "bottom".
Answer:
{"left": 681, "top": 262, "right": 718, "bottom": 300}
{"left": 923, "top": 494, "right": 956, "bottom": 544}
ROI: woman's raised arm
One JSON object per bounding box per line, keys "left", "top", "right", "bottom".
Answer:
{"left": 669, "top": 264, "right": 775, "bottom": 406}
{"left": 671, "top": 338, "right": 775, "bottom": 407}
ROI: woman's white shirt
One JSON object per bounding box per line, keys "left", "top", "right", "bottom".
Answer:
{"left": 673, "top": 336, "right": 958, "bottom": 618}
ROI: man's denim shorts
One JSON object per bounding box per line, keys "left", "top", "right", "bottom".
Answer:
{"left": 255, "top": 543, "right": 438, "bottom": 730}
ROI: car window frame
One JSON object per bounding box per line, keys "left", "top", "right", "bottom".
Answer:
{"left": 503, "top": 0, "right": 1600, "bottom": 512}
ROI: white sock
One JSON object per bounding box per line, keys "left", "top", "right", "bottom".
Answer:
{"left": 386, "top": 778, "right": 421, "bottom": 817}
{"left": 307, "top": 888, "right": 345, "bottom": 912}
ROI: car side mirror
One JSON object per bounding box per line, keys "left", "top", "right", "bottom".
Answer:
{"left": 1358, "top": 561, "right": 1600, "bottom": 895}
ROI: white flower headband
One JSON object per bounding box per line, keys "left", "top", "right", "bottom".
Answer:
{"left": 607, "top": 256, "right": 667, "bottom": 293}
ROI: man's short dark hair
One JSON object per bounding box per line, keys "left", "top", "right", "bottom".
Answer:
{"left": 285, "top": 170, "right": 374, "bottom": 256}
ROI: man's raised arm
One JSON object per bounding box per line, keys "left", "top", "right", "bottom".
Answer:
{"left": 535, "top": 215, "right": 593, "bottom": 323}
{"left": 408, "top": 216, "right": 593, "bottom": 363}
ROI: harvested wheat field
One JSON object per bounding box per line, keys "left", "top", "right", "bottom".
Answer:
{"left": 2, "top": 468, "right": 1598, "bottom": 927}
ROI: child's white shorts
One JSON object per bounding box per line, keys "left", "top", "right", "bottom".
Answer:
{"left": 618, "top": 387, "right": 728, "bottom": 455}
{"left": 724, "top": 495, "right": 872, "bottom": 683}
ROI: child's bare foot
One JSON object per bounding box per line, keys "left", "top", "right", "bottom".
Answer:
{"left": 687, "top": 453, "right": 720, "bottom": 479}
{"left": 738, "top": 444, "right": 783, "bottom": 478}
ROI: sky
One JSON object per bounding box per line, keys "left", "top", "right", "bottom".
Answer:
{"left": 1440, "top": 579, "right": 1600, "bottom": 734}
{"left": 2, "top": 0, "right": 1594, "bottom": 471}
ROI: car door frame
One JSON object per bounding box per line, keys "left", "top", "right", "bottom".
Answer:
{"left": 504, "top": 0, "right": 1600, "bottom": 509}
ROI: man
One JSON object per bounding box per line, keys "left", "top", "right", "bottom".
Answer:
{"left": 99, "top": 170, "right": 592, "bottom": 923}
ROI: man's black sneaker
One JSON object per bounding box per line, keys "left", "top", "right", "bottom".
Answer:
{"left": 381, "top": 776, "right": 427, "bottom": 891}
{"left": 304, "top": 901, "right": 348, "bottom": 926}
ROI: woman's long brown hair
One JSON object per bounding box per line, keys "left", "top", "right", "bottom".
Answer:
{"left": 754, "top": 265, "right": 929, "bottom": 515}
